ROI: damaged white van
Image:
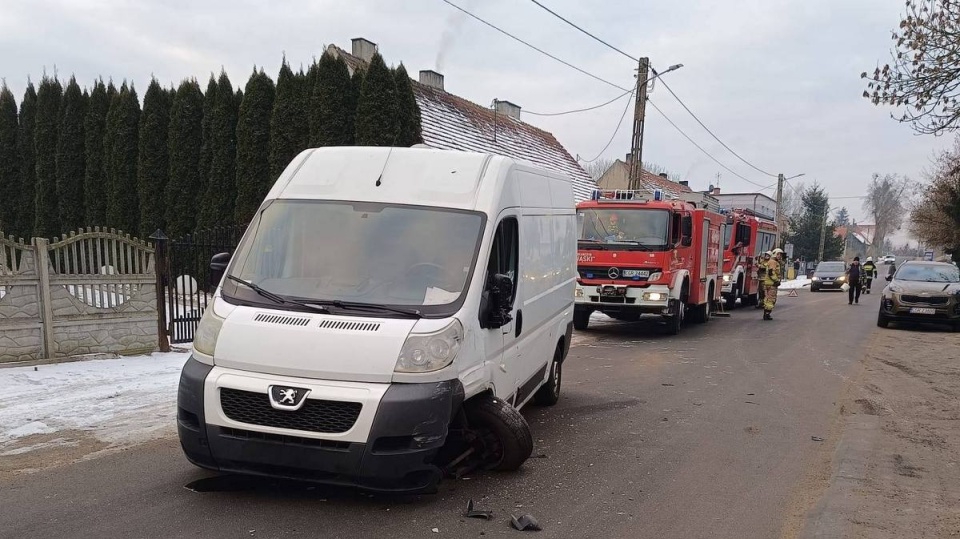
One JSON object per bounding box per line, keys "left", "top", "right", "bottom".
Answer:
{"left": 177, "top": 147, "right": 576, "bottom": 492}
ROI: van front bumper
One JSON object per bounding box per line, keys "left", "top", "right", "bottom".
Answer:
{"left": 177, "top": 357, "right": 464, "bottom": 493}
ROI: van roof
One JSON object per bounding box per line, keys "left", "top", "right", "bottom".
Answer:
{"left": 268, "top": 146, "right": 571, "bottom": 212}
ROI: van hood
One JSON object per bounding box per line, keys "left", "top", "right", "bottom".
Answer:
{"left": 213, "top": 305, "right": 417, "bottom": 383}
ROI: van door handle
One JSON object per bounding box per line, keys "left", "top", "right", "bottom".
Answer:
{"left": 515, "top": 310, "right": 523, "bottom": 338}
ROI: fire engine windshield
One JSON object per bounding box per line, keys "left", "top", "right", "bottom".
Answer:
{"left": 222, "top": 200, "right": 485, "bottom": 316}
{"left": 577, "top": 208, "right": 669, "bottom": 250}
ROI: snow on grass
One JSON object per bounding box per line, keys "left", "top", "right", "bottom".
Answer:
{"left": 0, "top": 351, "right": 190, "bottom": 452}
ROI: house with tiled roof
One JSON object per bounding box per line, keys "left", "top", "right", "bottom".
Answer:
{"left": 328, "top": 38, "right": 597, "bottom": 201}
{"left": 594, "top": 156, "right": 695, "bottom": 198}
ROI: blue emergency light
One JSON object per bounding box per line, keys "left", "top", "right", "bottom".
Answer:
{"left": 653, "top": 189, "right": 663, "bottom": 201}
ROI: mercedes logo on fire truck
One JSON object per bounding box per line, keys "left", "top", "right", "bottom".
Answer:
{"left": 608, "top": 267, "right": 620, "bottom": 279}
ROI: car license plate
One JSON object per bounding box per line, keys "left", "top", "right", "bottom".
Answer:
{"left": 622, "top": 269, "right": 649, "bottom": 278}
{"left": 910, "top": 307, "right": 936, "bottom": 315}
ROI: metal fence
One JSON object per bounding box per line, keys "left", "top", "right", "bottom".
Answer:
{"left": 154, "top": 225, "right": 246, "bottom": 345}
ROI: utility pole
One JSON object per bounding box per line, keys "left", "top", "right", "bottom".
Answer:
{"left": 774, "top": 173, "right": 785, "bottom": 248}
{"left": 818, "top": 204, "right": 829, "bottom": 262}
{"left": 627, "top": 57, "right": 650, "bottom": 190}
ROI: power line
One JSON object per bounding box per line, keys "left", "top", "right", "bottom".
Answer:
{"left": 441, "top": 0, "right": 630, "bottom": 93}
{"left": 521, "top": 0, "right": 778, "bottom": 179}
{"left": 646, "top": 98, "right": 769, "bottom": 189}
{"left": 526, "top": 0, "right": 638, "bottom": 62}
{"left": 579, "top": 89, "right": 636, "bottom": 163}
{"left": 524, "top": 88, "right": 633, "bottom": 117}
{"left": 655, "top": 78, "right": 778, "bottom": 178}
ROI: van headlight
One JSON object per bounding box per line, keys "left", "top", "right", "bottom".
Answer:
{"left": 395, "top": 320, "right": 463, "bottom": 373}
{"left": 193, "top": 305, "right": 224, "bottom": 358}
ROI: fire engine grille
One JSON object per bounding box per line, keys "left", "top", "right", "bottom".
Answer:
{"left": 578, "top": 267, "right": 660, "bottom": 281}
{"left": 900, "top": 295, "right": 948, "bottom": 306}
{"left": 219, "top": 388, "right": 362, "bottom": 434}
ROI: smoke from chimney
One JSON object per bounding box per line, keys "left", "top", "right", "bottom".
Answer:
{"left": 435, "top": 0, "right": 477, "bottom": 72}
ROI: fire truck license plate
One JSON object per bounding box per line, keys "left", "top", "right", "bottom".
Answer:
{"left": 622, "top": 269, "right": 649, "bottom": 278}
{"left": 910, "top": 308, "right": 936, "bottom": 315}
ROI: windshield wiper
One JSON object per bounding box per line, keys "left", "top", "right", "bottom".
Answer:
{"left": 304, "top": 299, "right": 422, "bottom": 318}
{"left": 226, "top": 275, "right": 330, "bottom": 313}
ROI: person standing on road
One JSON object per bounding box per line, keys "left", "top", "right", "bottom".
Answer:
{"left": 862, "top": 257, "right": 878, "bottom": 294}
{"left": 756, "top": 251, "right": 771, "bottom": 309}
{"left": 793, "top": 258, "right": 801, "bottom": 280}
{"left": 762, "top": 251, "right": 781, "bottom": 320}
{"left": 846, "top": 256, "right": 863, "bottom": 305}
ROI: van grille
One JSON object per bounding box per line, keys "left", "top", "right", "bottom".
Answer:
{"left": 317, "top": 319, "right": 381, "bottom": 332}
{"left": 219, "top": 388, "right": 361, "bottom": 434}
{"left": 253, "top": 313, "right": 311, "bottom": 327}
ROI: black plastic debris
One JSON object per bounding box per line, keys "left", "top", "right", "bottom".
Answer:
{"left": 510, "top": 514, "right": 542, "bottom": 531}
{"left": 811, "top": 436, "right": 825, "bottom": 442}
{"left": 465, "top": 500, "right": 493, "bottom": 520}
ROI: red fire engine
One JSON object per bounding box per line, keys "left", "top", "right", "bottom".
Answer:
{"left": 720, "top": 208, "right": 778, "bottom": 309}
{"left": 575, "top": 189, "right": 724, "bottom": 335}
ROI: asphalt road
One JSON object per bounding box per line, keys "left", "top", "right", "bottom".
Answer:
{"left": 0, "top": 286, "right": 879, "bottom": 539}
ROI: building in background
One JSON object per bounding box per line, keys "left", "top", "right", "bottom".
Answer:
{"left": 594, "top": 155, "right": 694, "bottom": 197}
{"left": 330, "top": 38, "right": 597, "bottom": 201}
{"left": 712, "top": 191, "right": 777, "bottom": 221}
{"left": 836, "top": 225, "right": 874, "bottom": 260}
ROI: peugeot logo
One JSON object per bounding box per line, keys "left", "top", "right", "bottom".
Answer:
{"left": 268, "top": 385, "right": 311, "bottom": 411}
{"left": 608, "top": 267, "right": 621, "bottom": 279}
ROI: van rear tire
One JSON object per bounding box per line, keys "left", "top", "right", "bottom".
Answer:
{"left": 534, "top": 346, "right": 563, "bottom": 406}
{"left": 465, "top": 395, "right": 533, "bottom": 472}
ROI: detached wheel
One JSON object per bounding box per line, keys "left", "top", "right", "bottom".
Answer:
{"left": 534, "top": 346, "right": 562, "bottom": 406}
{"left": 573, "top": 310, "right": 590, "bottom": 331}
{"left": 465, "top": 395, "right": 533, "bottom": 472}
{"left": 877, "top": 311, "right": 890, "bottom": 328}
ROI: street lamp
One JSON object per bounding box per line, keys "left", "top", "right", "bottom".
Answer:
{"left": 648, "top": 64, "right": 684, "bottom": 92}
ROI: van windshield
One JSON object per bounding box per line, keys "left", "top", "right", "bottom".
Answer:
{"left": 223, "top": 200, "right": 485, "bottom": 316}
{"left": 577, "top": 208, "right": 669, "bottom": 250}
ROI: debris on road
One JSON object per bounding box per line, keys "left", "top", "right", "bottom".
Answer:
{"left": 811, "top": 436, "right": 825, "bottom": 442}
{"left": 431, "top": 527, "right": 439, "bottom": 533}
{"left": 464, "top": 500, "right": 493, "bottom": 520}
{"left": 510, "top": 514, "right": 542, "bottom": 531}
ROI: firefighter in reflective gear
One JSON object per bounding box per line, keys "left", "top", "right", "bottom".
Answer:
{"left": 762, "top": 251, "right": 782, "bottom": 320}
{"left": 862, "top": 257, "right": 878, "bottom": 293}
{"left": 755, "top": 251, "right": 771, "bottom": 309}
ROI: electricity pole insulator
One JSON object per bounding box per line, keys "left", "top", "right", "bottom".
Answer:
{"left": 628, "top": 57, "right": 650, "bottom": 190}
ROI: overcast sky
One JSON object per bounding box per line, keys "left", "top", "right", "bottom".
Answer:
{"left": 1, "top": 0, "right": 948, "bottom": 235}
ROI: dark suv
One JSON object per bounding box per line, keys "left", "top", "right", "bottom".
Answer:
{"left": 810, "top": 261, "right": 847, "bottom": 292}
{"left": 878, "top": 261, "right": 960, "bottom": 330}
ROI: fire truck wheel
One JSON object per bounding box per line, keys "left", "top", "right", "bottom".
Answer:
{"left": 662, "top": 299, "right": 684, "bottom": 335}
{"left": 573, "top": 310, "right": 590, "bottom": 331}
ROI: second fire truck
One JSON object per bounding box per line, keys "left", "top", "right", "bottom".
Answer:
{"left": 574, "top": 189, "right": 724, "bottom": 335}
{"left": 720, "top": 208, "right": 778, "bottom": 309}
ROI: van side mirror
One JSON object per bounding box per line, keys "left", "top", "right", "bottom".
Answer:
{"left": 484, "top": 274, "right": 514, "bottom": 328}
{"left": 210, "top": 252, "right": 231, "bottom": 286}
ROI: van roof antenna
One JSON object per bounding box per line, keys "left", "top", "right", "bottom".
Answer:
{"left": 375, "top": 146, "right": 395, "bottom": 187}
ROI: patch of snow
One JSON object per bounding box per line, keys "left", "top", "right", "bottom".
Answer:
{"left": 6, "top": 421, "right": 56, "bottom": 438}
{"left": 0, "top": 351, "right": 190, "bottom": 452}
{"left": 779, "top": 278, "right": 812, "bottom": 291}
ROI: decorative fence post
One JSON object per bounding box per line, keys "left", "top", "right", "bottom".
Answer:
{"left": 32, "top": 237, "right": 56, "bottom": 359}
{"left": 150, "top": 230, "right": 171, "bottom": 353}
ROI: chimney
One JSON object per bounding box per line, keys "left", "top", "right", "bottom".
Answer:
{"left": 658, "top": 172, "right": 668, "bottom": 179}
{"left": 419, "top": 70, "right": 444, "bottom": 91}
{"left": 351, "top": 37, "right": 377, "bottom": 63}
{"left": 712, "top": 186, "right": 721, "bottom": 195}
{"left": 679, "top": 180, "right": 689, "bottom": 187}
{"left": 494, "top": 100, "right": 521, "bottom": 121}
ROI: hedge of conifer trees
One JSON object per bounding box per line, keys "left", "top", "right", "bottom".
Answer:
{"left": 0, "top": 51, "right": 422, "bottom": 240}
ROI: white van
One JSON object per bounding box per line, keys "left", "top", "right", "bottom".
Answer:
{"left": 177, "top": 147, "right": 576, "bottom": 492}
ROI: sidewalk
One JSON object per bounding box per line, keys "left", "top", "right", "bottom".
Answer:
{"left": 799, "top": 327, "right": 960, "bottom": 537}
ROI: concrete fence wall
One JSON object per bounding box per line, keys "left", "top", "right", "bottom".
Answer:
{"left": 0, "top": 229, "right": 159, "bottom": 363}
